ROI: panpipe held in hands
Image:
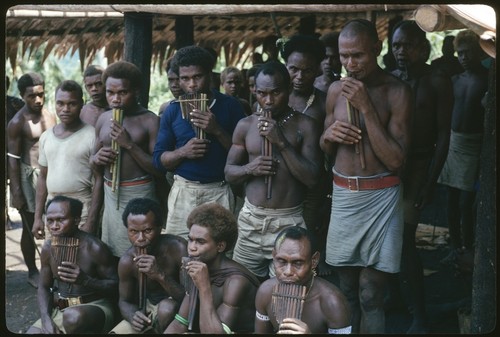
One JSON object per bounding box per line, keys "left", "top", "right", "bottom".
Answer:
{"left": 51, "top": 236, "right": 79, "bottom": 266}
{"left": 178, "top": 93, "right": 208, "bottom": 139}
{"left": 271, "top": 282, "right": 307, "bottom": 324}
{"left": 137, "top": 247, "right": 148, "bottom": 314}
{"left": 260, "top": 108, "right": 273, "bottom": 199}
{"left": 181, "top": 257, "right": 199, "bottom": 331}
{"left": 110, "top": 108, "right": 124, "bottom": 209}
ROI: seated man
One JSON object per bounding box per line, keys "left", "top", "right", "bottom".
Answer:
{"left": 255, "top": 226, "right": 351, "bottom": 334}
{"left": 26, "top": 196, "right": 119, "bottom": 334}
{"left": 164, "top": 203, "right": 260, "bottom": 334}
{"left": 110, "top": 198, "right": 187, "bottom": 333}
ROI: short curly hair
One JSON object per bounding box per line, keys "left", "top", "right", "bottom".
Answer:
{"left": 122, "top": 198, "right": 163, "bottom": 229}
{"left": 171, "top": 45, "right": 215, "bottom": 75}
{"left": 186, "top": 203, "right": 238, "bottom": 252}
{"left": 281, "top": 34, "right": 326, "bottom": 65}
{"left": 17, "top": 72, "right": 44, "bottom": 96}
{"left": 454, "top": 29, "right": 480, "bottom": 51}
{"left": 102, "top": 60, "right": 142, "bottom": 90}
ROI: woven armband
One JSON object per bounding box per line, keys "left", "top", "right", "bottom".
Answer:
{"left": 175, "top": 314, "right": 189, "bottom": 327}
{"left": 328, "top": 326, "right": 352, "bottom": 334}
{"left": 221, "top": 322, "right": 233, "bottom": 334}
{"left": 7, "top": 152, "right": 21, "bottom": 159}
{"left": 256, "top": 311, "right": 270, "bottom": 321}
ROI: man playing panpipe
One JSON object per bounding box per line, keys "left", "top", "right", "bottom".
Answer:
{"left": 26, "top": 196, "right": 119, "bottom": 334}
{"left": 153, "top": 45, "right": 246, "bottom": 240}
{"left": 165, "top": 203, "right": 260, "bottom": 334}
{"left": 320, "top": 19, "right": 412, "bottom": 333}
{"left": 91, "top": 61, "right": 166, "bottom": 259}
{"left": 225, "top": 61, "right": 322, "bottom": 281}
{"left": 255, "top": 226, "right": 351, "bottom": 334}
{"left": 110, "top": 198, "right": 187, "bottom": 334}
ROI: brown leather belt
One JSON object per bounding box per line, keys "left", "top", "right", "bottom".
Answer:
{"left": 333, "top": 172, "right": 400, "bottom": 191}
{"left": 54, "top": 293, "right": 102, "bottom": 310}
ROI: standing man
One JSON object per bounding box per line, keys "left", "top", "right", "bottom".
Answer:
{"left": 320, "top": 19, "right": 412, "bottom": 333}
{"left": 438, "top": 29, "right": 488, "bottom": 261}
{"left": 431, "top": 35, "right": 463, "bottom": 78}
{"left": 153, "top": 45, "right": 246, "bottom": 240}
{"left": 7, "top": 72, "right": 57, "bottom": 288}
{"left": 26, "top": 196, "right": 119, "bottom": 334}
{"left": 159, "top": 57, "right": 184, "bottom": 116}
{"left": 255, "top": 226, "right": 351, "bottom": 334}
{"left": 164, "top": 203, "right": 260, "bottom": 334}
{"left": 33, "top": 80, "right": 103, "bottom": 238}
{"left": 80, "top": 65, "right": 109, "bottom": 127}
{"left": 110, "top": 198, "right": 187, "bottom": 333}
{"left": 315, "top": 31, "right": 342, "bottom": 93}
{"left": 224, "top": 61, "right": 322, "bottom": 281}
{"left": 91, "top": 60, "right": 164, "bottom": 259}
{"left": 391, "top": 20, "right": 453, "bottom": 333}
{"left": 220, "top": 66, "right": 252, "bottom": 116}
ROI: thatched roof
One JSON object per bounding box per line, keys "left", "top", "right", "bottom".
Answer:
{"left": 6, "top": 4, "right": 418, "bottom": 71}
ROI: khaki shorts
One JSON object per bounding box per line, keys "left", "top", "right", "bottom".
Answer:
{"left": 109, "top": 300, "right": 160, "bottom": 334}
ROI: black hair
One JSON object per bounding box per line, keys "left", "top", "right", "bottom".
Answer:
{"left": 46, "top": 195, "right": 83, "bottom": 219}
{"left": 17, "top": 72, "right": 44, "bottom": 96}
{"left": 392, "top": 20, "right": 426, "bottom": 43}
{"left": 122, "top": 198, "right": 164, "bottom": 228}
{"left": 55, "top": 80, "right": 84, "bottom": 102}
{"left": 102, "top": 60, "right": 142, "bottom": 90}
{"left": 254, "top": 61, "right": 291, "bottom": 88}
{"left": 171, "top": 45, "right": 215, "bottom": 75}
{"left": 281, "top": 34, "right": 326, "bottom": 65}
{"left": 83, "top": 64, "right": 105, "bottom": 78}
{"left": 274, "top": 226, "right": 318, "bottom": 257}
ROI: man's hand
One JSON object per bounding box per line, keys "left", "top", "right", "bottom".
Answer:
{"left": 185, "top": 260, "right": 210, "bottom": 292}
{"left": 189, "top": 107, "right": 219, "bottom": 135}
{"left": 57, "top": 261, "right": 82, "bottom": 284}
{"left": 131, "top": 310, "right": 152, "bottom": 332}
{"left": 134, "top": 253, "right": 162, "bottom": 282}
{"left": 277, "top": 318, "right": 310, "bottom": 334}
{"left": 181, "top": 138, "right": 210, "bottom": 159}
{"left": 32, "top": 218, "right": 45, "bottom": 239}
{"left": 110, "top": 120, "right": 133, "bottom": 149}
{"left": 323, "top": 120, "right": 362, "bottom": 145}
{"left": 92, "top": 145, "right": 117, "bottom": 166}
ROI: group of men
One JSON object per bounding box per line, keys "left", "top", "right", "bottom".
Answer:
{"left": 6, "top": 17, "right": 489, "bottom": 334}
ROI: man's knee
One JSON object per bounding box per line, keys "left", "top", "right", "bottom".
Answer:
{"left": 157, "top": 299, "right": 178, "bottom": 322}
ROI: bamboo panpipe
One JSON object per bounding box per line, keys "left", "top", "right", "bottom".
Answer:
{"left": 110, "top": 108, "right": 124, "bottom": 209}
{"left": 271, "top": 282, "right": 307, "bottom": 324}
{"left": 51, "top": 236, "right": 79, "bottom": 267}
{"left": 137, "top": 247, "right": 148, "bottom": 314}
{"left": 260, "top": 109, "right": 273, "bottom": 199}
{"left": 178, "top": 93, "right": 208, "bottom": 139}
{"left": 181, "top": 257, "right": 198, "bottom": 331}
{"left": 346, "top": 99, "right": 366, "bottom": 169}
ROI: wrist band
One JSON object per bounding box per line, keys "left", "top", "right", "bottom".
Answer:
{"left": 256, "top": 311, "right": 270, "bottom": 321}
{"left": 7, "top": 152, "right": 21, "bottom": 159}
{"left": 328, "top": 326, "right": 352, "bottom": 334}
{"left": 221, "top": 322, "right": 232, "bottom": 334}
{"left": 175, "top": 313, "right": 188, "bottom": 327}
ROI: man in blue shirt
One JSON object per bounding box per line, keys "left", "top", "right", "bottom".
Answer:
{"left": 153, "top": 45, "right": 246, "bottom": 239}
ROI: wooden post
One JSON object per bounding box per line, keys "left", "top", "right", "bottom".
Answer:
{"left": 175, "top": 15, "right": 194, "bottom": 49}
{"left": 124, "top": 12, "right": 152, "bottom": 109}
{"left": 299, "top": 15, "right": 315, "bottom": 36}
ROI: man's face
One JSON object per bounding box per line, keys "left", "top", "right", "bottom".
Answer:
{"left": 126, "top": 211, "right": 160, "bottom": 249}
{"left": 22, "top": 85, "right": 45, "bottom": 113}
{"left": 178, "top": 65, "right": 210, "bottom": 95}
{"left": 391, "top": 28, "right": 422, "bottom": 69}
{"left": 321, "top": 46, "right": 341, "bottom": 77}
{"left": 187, "top": 224, "right": 221, "bottom": 262}
{"left": 222, "top": 72, "right": 242, "bottom": 97}
{"left": 339, "top": 32, "right": 380, "bottom": 80}
{"left": 167, "top": 69, "right": 183, "bottom": 99}
{"left": 272, "top": 238, "right": 316, "bottom": 286}
{"left": 286, "top": 51, "right": 319, "bottom": 94}
{"left": 456, "top": 42, "right": 481, "bottom": 71}
{"left": 255, "top": 73, "right": 289, "bottom": 116}
{"left": 55, "top": 89, "right": 82, "bottom": 126}
{"left": 105, "top": 77, "right": 138, "bottom": 110}
{"left": 84, "top": 74, "right": 105, "bottom": 103}
{"left": 46, "top": 201, "right": 78, "bottom": 237}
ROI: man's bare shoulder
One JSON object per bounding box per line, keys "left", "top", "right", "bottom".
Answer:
{"left": 158, "top": 234, "right": 188, "bottom": 252}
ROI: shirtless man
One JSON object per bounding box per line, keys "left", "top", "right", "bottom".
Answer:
{"left": 255, "top": 226, "right": 351, "bottom": 334}
{"left": 80, "top": 65, "right": 109, "bottom": 126}
{"left": 221, "top": 66, "right": 252, "bottom": 116}
{"left": 110, "top": 198, "right": 187, "bottom": 333}
{"left": 33, "top": 80, "right": 103, "bottom": 238}
{"left": 320, "top": 19, "right": 412, "bottom": 333}
{"left": 281, "top": 34, "right": 331, "bottom": 274}
{"left": 391, "top": 20, "right": 453, "bottom": 333}
{"left": 26, "top": 196, "right": 118, "bottom": 334}
{"left": 225, "top": 61, "right": 322, "bottom": 281}
{"left": 165, "top": 203, "right": 260, "bottom": 333}
{"left": 315, "top": 31, "right": 342, "bottom": 94}
{"left": 91, "top": 60, "right": 164, "bottom": 259}
{"left": 438, "top": 30, "right": 488, "bottom": 260}
{"left": 7, "top": 72, "right": 57, "bottom": 288}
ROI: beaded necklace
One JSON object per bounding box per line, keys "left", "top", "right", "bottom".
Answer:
{"left": 301, "top": 89, "right": 316, "bottom": 114}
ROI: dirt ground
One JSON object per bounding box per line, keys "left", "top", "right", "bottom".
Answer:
{"left": 3, "top": 185, "right": 473, "bottom": 334}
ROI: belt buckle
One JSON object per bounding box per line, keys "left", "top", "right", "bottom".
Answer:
{"left": 347, "top": 177, "right": 360, "bottom": 192}
{"left": 68, "top": 296, "right": 82, "bottom": 306}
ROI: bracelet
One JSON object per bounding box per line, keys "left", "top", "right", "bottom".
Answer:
{"left": 175, "top": 313, "right": 189, "bottom": 327}
{"left": 7, "top": 152, "right": 21, "bottom": 159}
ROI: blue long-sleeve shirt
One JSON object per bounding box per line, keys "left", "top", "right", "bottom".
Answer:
{"left": 153, "top": 89, "right": 245, "bottom": 183}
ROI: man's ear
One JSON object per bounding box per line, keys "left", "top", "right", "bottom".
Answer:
{"left": 217, "top": 241, "right": 227, "bottom": 253}
{"left": 311, "top": 251, "right": 320, "bottom": 269}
